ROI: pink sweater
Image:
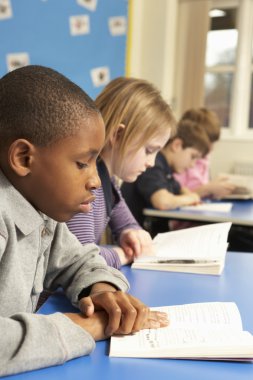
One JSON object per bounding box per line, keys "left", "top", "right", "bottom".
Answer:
{"left": 174, "top": 156, "right": 210, "bottom": 190}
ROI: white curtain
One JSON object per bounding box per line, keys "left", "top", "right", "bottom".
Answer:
{"left": 174, "top": 0, "right": 212, "bottom": 117}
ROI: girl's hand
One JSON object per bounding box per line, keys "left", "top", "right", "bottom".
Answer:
{"left": 119, "top": 228, "right": 155, "bottom": 259}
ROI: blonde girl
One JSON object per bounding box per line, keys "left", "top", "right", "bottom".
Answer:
{"left": 67, "top": 77, "right": 176, "bottom": 268}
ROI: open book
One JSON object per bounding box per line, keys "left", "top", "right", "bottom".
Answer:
{"left": 219, "top": 173, "right": 253, "bottom": 200}
{"left": 132, "top": 222, "right": 232, "bottom": 275}
{"left": 180, "top": 202, "right": 233, "bottom": 213}
{"left": 110, "top": 302, "right": 253, "bottom": 361}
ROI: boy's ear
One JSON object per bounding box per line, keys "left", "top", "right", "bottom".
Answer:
{"left": 8, "top": 139, "right": 36, "bottom": 176}
{"left": 110, "top": 123, "right": 125, "bottom": 145}
{"left": 171, "top": 137, "right": 183, "bottom": 152}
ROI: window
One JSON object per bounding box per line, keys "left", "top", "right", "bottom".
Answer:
{"left": 204, "top": 8, "right": 237, "bottom": 127}
{"left": 204, "top": 0, "right": 253, "bottom": 138}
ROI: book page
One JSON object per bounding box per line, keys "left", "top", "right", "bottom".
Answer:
{"left": 110, "top": 327, "right": 253, "bottom": 358}
{"left": 136, "top": 222, "right": 231, "bottom": 262}
{"left": 181, "top": 203, "right": 233, "bottom": 213}
{"left": 164, "top": 302, "right": 242, "bottom": 330}
{"left": 219, "top": 173, "right": 253, "bottom": 198}
{"left": 110, "top": 303, "right": 252, "bottom": 359}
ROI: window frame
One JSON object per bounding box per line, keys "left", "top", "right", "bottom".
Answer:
{"left": 207, "top": 0, "right": 253, "bottom": 141}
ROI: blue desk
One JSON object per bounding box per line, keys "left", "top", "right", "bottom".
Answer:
{"left": 143, "top": 200, "right": 253, "bottom": 226}
{"left": 4, "top": 252, "right": 253, "bottom": 380}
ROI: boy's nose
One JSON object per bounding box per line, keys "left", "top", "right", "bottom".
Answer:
{"left": 189, "top": 160, "right": 197, "bottom": 168}
{"left": 86, "top": 168, "right": 101, "bottom": 190}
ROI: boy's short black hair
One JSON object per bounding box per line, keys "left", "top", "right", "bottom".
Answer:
{"left": 0, "top": 65, "right": 100, "bottom": 147}
{"left": 169, "top": 119, "right": 211, "bottom": 156}
{"left": 180, "top": 107, "right": 221, "bottom": 143}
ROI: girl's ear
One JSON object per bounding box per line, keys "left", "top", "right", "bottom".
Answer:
{"left": 8, "top": 139, "right": 36, "bottom": 176}
{"left": 110, "top": 123, "right": 126, "bottom": 145}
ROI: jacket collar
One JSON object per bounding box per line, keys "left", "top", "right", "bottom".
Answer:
{"left": 0, "top": 170, "right": 49, "bottom": 236}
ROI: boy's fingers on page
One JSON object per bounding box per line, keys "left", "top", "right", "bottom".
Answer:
{"left": 91, "top": 290, "right": 135, "bottom": 336}
{"left": 143, "top": 311, "right": 169, "bottom": 329}
{"left": 101, "top": 294, "right": 123, "bottom": 336}
{"left": 120, "top": 298, "right": 149, "bottom": 334}
{"left": 105, "top": 292, "right": 149, "bottom": 334}
{"left": 81, "top": 290, "right": 150, "bottom": 335}
{"left": 109, "top": 292, "right": 149, "bottom": 335}
{"left": 79, "top": 291, "right": 124, "bottom": 335}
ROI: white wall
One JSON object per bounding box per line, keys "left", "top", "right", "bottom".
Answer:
{"left": 128, "top": 0, "right": 253, "bottom": 177}
{"left": 128, "top": 0, "right": 178, "bottom": 105}
{"left": 210, "top": 138, "right": 253, "bottom": 178}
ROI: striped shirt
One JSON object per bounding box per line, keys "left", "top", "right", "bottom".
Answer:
{"left": 66, "top": 179, "right": 141, "bottom": 269}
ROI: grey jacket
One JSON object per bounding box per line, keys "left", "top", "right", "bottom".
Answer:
{"left": 0, "top": 171, "right": 129, "bottom": 376}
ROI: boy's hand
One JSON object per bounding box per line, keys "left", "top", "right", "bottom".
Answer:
{"left": 184, "top": 192, "right": 201, "bottom": 205}
{"left": 119, "top": 228, "right": 155, "bottom": 259}
{"left": 210, "top": 177, "right": 236, "bottom": 199}
{"left": 78, "top": 283, "right": 168, "bottom": 336}
{"left": 65, "top": 308, "right": 168, "bottom": 341}
{"left": 65, "top": 310, "right": 109, "bottom": 341}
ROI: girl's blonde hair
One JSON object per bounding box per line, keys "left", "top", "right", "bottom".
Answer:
{"left": 95, "top": 77, "right": 176, "bottom": 160}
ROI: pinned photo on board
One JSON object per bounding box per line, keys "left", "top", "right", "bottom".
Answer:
{"left": 69, "top": 15, "right": 90, "bottom": 36}
{"left": 6, "top": 52, "right": 30, "bottom": 72}
{"left": 90, "top": 66, "right": 110, "bottom": 87}
{"left": 0, "top": 0, "right": 12, "bottom": 20}
{"left": 77, "top": 0, "right": 97, "bottom": 12}
{"left": 108, "top": 16, "right": 127, "bottom": 36}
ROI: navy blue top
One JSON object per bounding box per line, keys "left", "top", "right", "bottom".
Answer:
{"left": 121, "top": 152, "right": 181, "bottom": 226}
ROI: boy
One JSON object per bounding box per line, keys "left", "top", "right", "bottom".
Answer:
{"left": 121, "top": 119, "right": 210, "bottom": 235}
{"left": 0, "top": 65, "right": 167, "bottom": 376}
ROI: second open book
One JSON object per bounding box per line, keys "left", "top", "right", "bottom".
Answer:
{"left": 132, "top": 222, "right": 232, "bottom": 275}
{"left": 218, "top": 173, "right": 253, "bottom": 200}
{"left": 110, "top": 302, "right": 253, "bottom": 361}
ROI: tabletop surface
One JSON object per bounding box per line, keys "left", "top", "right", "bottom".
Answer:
{"left": 143, "top": 200, "right": 253, "bottom": 226}
{"left": 4, "top": 251, "right": 253, "bottom": 380}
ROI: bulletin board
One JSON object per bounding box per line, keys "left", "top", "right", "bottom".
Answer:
{"left": 0, "top": 0, "right": 128, "bottom": 98}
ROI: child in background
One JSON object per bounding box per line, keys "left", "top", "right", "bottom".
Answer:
{"left": 174, "top": 108, "right": 235, "bottom": 199}
{"left": 121, "top": 119, "right": 210, "bottom": 236}
{"left": 0, "top": 66, "right": 168, "bottom": 377}
{"left": 67, "top": 77, "right": 175, "bottom": 267}
{"left": 168, "top": 108, "right": 252, "bottom": 251}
